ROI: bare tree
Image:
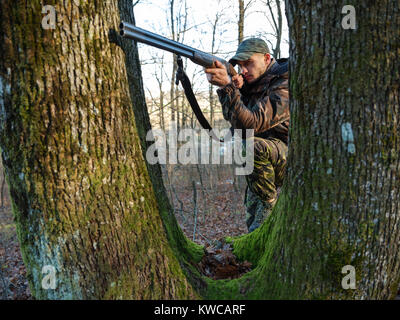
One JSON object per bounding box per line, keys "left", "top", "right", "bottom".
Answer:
{"left": 1, "top": 0, "right": 399, "bottom": 300}
{"left": 237, "top": 0, "right": 255, "bottom": 44}
{"left": 261, "top": 0, "right": 283, "bottom": 58}
{"left": 167, "top": 0, "right": 190, "bottom": 131}
{"left": 208, "top": 5, "right": 226, "bottom": 127}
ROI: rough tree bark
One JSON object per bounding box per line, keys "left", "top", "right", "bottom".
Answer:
{"left": 208, "top": 10, "right": 222, "bottom": 128}
{"left": 0, "top": 0, "right": 399, "bottom": 300}
{"left": 0, "top": 0, "right": 201, "bottom": 299}
{"left": 219, "top": 0, "right": 400, "bottom": 299}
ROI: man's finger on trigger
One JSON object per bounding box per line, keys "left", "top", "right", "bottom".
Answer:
{"left": 214, "top": 60, "right": 225, "bottom": 68}
{"left": 205, "top": 68, "right": 217, "bottom": 74}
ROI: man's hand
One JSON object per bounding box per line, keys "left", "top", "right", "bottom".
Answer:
{"left": 204, "top": 60, "right": 231, "bottom": 88}
{"left": 232, "top": 74, "right": 244, "bottom": 89}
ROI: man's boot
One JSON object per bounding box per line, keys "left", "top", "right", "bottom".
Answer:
{"left": 248, "top": 197, "right": 277, "bottom": 233}
{"left": 245, "top": 186, "right": 277, "bottom": 232}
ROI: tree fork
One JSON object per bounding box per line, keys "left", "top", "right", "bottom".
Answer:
{"left": 0, "top": 0, "right": 399, "bottom": 300}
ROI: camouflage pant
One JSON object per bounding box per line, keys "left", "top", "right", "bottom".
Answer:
{"left": 245, "top": 137, "right": 288, "bottom": 232}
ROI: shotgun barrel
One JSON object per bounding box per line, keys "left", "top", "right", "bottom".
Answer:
{"left": 119, "top": 21, "right": 237, "bottom": 76}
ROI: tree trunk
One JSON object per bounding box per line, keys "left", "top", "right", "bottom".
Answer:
{"left": 266, "top": 0, "right": 283, "bottom": 58}
{"left": 118, "top": 0, "right": 203, "bottom": 296}
{"left": 277, "top": 1, "right": 400, "bottom": 298}
{"left": 169, "top": 0, "right": 177, "bottom": 125}
{"left": 0, "top": 0, "right": 201, "bottom": 300}
{"left": 274, "top": 0, "right": 282, "bottom": 58}
{"left": 212, "top": 1, "right": 400, "bottom": 299}
{"left": 209, "top": 12, "right": 220, "bottom": 128}
{"left": 238, "top": 0, "right": 244, "bottom": 44}
{"left": 159, "top": 90, "right": 165, "bottom": 131}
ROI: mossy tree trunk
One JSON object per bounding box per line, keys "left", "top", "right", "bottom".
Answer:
{"left": 278, "top": 0, "right": 399, "bottom": 299}
{"left": 210, "top": 0, "right": 399, "bottom": 299}
{"left": 0, "top": 0, "right": 201, "bottom": 299}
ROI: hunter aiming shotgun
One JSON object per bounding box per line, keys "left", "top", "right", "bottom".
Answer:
{"left": 119, "top": 21, "right": 237, "bottom": 141}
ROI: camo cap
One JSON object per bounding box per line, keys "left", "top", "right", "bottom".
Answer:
{"left": 229, "top": 38, "right": 270, "bottom": 66}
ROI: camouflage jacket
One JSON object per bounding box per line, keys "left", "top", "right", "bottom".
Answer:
{"left": 216, "top": 58, "right": 290, "bottom": 144}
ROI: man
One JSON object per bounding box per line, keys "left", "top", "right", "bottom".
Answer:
{"left": 205, "top": 38, "right": 289, "bottom": 232}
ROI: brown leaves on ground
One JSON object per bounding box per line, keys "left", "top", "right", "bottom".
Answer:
{"left": 197, "top": 239, "right": 252, "bottom": 280}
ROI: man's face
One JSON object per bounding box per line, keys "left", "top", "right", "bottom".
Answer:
{"left": 237, "top": 53, "right": 271, "bottom": 84}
